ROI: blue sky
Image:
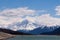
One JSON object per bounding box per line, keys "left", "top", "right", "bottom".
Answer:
{"left": 0, "top": 0, "right": 60, "bottom": 29}
{"left": 0, "top": 0, "right": 60, "bottom": 17}
{"left": 0, "top": 0, "right": 60, "bottom": 9}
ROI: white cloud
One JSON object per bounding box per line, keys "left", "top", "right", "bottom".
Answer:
{"left": 22, "top": 14, "right": 60, "bottom": 27}
{"left": 25, "top": 16, "right": 36, "bottom": 23}
{"left": 0, "top": 7, "right": 46, "bottom": 26}
{"left": 0, "top": 7, "right": 36, "bottom": 17}
{"left": 23, "top": 14, "right": 60, "bottom": 26}
{"left": 0, "top": 6, "right": 60, "bottom": 31}
{"left": 0, "top": 7, "right": 36, "bottom": 26}
{"left": 36, "top": 14, "right": 60, "bottom": 26}
{"left": 55, "top": 6, "right": 60, "bottom": 15}
{"left": 18, "top": 14, "right": 60, "bottom": 26}
{"left": 0, "top": 16, "right": 23, "bottom": 28}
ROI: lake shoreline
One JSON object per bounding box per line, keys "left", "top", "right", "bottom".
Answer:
{"left": 8, "top": 35, "right": 60, "bottom": 40}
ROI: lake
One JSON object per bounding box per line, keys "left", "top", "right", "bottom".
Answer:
{"left": 8, "top": 35, "right": 60, "bottom": 40}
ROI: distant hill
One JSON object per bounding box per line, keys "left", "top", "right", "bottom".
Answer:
{"left": 0, "top": 27, "right": 60, "bottom": 35}
{"left": 0, "top": 28, "right": 31, "bottom": 35}
{"left": 0, "top": 19, "right": 60, "bottom": 35}
{"left": 40, "top": 27, "right": 60, "bottom": 35}
{"left": 18, "top": 26, "right": 59, "bottom": 35}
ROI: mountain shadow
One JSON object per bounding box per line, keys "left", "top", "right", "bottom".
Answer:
{"left": 0, "top": 28, "right": 31, "bottom": 35}
{"left": 41, "top": 27, "right": 60, "bottom": 35}
{"left": 24, "top": 26, "right": 56, "bottom": 35}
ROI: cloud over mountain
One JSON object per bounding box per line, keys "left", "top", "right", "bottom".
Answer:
{"left": 0, "top": 7, "right": 36, "bottom": 27}
{"left": 0, "top": 6, "right": 60, "bottom": 31}
{"left": 55, "top": 6, "right": 60, "bottom": 15}
{"left": 0, "top": 7, "right": 36, "bottom": 17}
{"left": 36, "top": 14, "right": 60, "bottom": 26}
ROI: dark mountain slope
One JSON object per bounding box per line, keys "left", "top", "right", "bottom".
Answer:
{"left": 41, "top": 27, "right": 60, "bottom": 35}
{"left": 18, "top": 26, "right": 58, "bottom": 35}
{"left": 0, "top": 28, "right": 31, "bottom": 35}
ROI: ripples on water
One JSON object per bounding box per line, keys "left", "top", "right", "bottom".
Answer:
{"left": 8, "top": 35, "right": 60, "bottom": 40}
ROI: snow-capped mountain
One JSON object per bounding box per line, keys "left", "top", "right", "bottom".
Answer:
{"left": 0, "top": 19, "right": 60, "bottom": 35}
{"left": 7, "top": 19, "right": 38, "bottom": 31}
{"left": 26, "top": 26, "right": 59, "bottom": 34}
{"left": 40, "top": 27, "right": 60, "bottom": 35}
{"left": 2, "top": 19, "right": 59, "bottom": 34}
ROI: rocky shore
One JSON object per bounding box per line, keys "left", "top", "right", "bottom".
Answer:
{"left": 0, "top": 32, "right": 16, "bottom": 40}
{"left": 0, "top": 28, "right": 31, "bottom": 40}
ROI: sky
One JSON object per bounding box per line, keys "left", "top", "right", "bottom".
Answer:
{"left": 0, "top": 0, "right": 60, "bottom": 16}
{"left": 0, "top": 0, "right": 60, "bottom": 30}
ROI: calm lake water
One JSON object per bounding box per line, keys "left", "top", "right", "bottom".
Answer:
{"left": 8, "top": 35, "right": 60, "bottom": 40}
